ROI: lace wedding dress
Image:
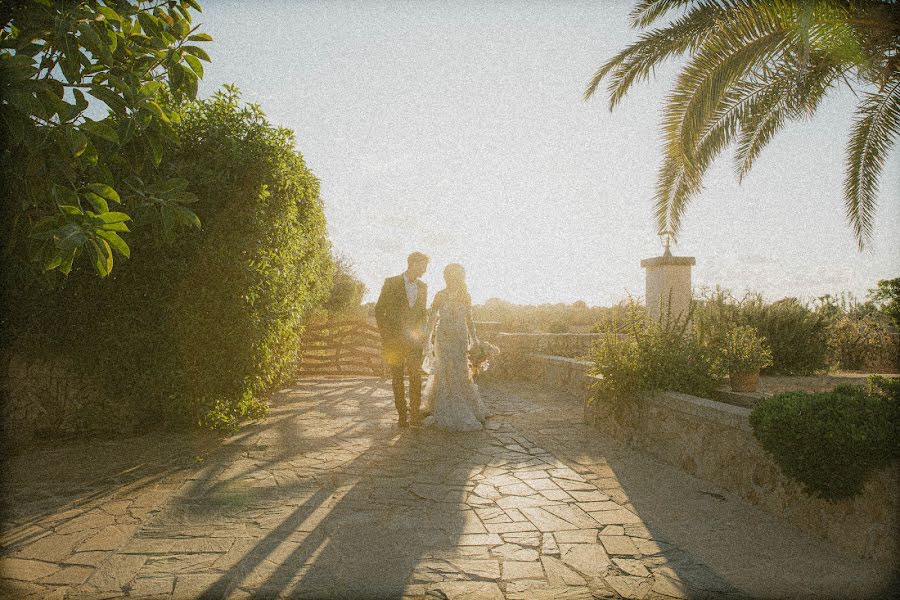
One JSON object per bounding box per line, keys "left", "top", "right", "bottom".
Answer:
{"left": 421, "top": 295, "right": 487, "bottom": 431}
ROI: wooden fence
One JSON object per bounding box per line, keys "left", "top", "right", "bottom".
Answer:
{"left": 298, "top": 319, "right": 386, "bottom": 378}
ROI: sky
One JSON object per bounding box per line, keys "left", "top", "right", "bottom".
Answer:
{"left": 195, "top": 0, "right": 899, "bottom": 306}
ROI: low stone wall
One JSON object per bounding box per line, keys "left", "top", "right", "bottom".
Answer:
{"left": 488, "top": 332, "right": 603, "bottom": 359}
{"left": 0, "top": 351, "right": 129, "bottom": 446}
{"left": 501, "top": 351, "right": 898, "bottom": 565}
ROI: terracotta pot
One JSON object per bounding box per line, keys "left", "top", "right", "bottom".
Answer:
{"left": 729, "top": 371, "right": 760, "bottom": 393}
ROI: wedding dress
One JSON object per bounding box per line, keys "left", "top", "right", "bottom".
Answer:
{"left": 421, "top": 294, "right": 487, "bottom": 431}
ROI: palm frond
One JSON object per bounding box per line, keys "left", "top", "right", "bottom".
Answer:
{"left": 588, "top": 0, "right": 899, "bottom": 246}
{"left": 844, "top": 75, "right": 900, "bottom": 250}
{"left": 654, "top": 0, "right": 857, "bottom": 235}
{"left": 655, "top": 28, "right": 793, "bottom": 230}
{"left": 584, "top": 5, "right": 724, "bottom": 105}
{"left": 735, "top": 60, "right": 845, "bottom": 178}
{"left": 629, "top": 0, "right": 709, "bottom": 29}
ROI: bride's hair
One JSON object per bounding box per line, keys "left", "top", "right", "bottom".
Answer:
{"left": 443, "top": 263, "right": 471, "bottom": 306}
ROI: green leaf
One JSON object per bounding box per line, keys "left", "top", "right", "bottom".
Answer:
{"left": 90, "top": 238, "right": 113, "bottom": 276}
{"left": 97, "top": 212, "right": 131, "bottom": 224}
{"left": 173, "top": 18, "right": 190, "bottom": 38}
{"left": 181, "top": 64, "right": 198, "bottom": 99}
{"left": 57, "top": 222, "right": 88, "bottom": 252}
{"left": 59, "top": 204, "right": 83, "bottom": 216}
{"left": 167, "top": 62, "right": 185, "bottom": 94}
{"left": 60, "top": 39, "right": 84, "bottom": 83}
{"left": 72, "top": 88, "right": 88, "bottom": 113}
{"left": 43, "top": 254, "right": 62, "bottom": 272}
{"left": 143, "top": 100, "right": 168, "bottom": 122}
{"left": 58, "top": 247, "right": 78, "bottom": 275}
{"left": 15, "top": 42, "right": 43, "bottom": 57}
{"left": 146, "top": 128, "right": 163, "bottom": 165}
{"left": 137, "top": 12, "right": 159, "bottom": 36}
{"left": 52, "top": 185, "right": 80, "bottom": 206}
{"left": 169, "top": 190, "right": 198, "bottom": 204}
{"left": 155, "top": 177, "right": 189, "bottom": 193}
{"left": 182, "top": 45, "right": 210, "bottom": 62}
{"left": 88, "top": 86, "right": 128, "bottom": 114}
{"left": 107, "top": 29, "right": 118, "bottom": 54}
{"left": 140, "top": 80, "right": 163, "bottom": 97}
{"left": 86, "top": 182, "right": 121, "bottom": 204}
{"left": 31, "top": 216, "right": 61, "bottom": 237}
{"left": 100, "top": 220, "right": 130, "bottom": 232}
{"left": 81, "top": 119, "right": 120, "bottom": 143}
{"left": 184, "top": 53, "right": 203, "bottom": 78}
{"left": 96, "top": 229, "right": 130, "bottom": 257}
{"left": 188, "top": 33, "right": 213, "bottom": 42}
{"left": 68, "top": 128, "right": 89, "bottom": 157}
{"left": 172, "top": 204, "right": 201, "bottom": 228}
{"left": 78, "top": 23, "right": 113, "bottom": 64}
{"left": 97, "top": 6, "right": 122, "bottom": 22}
{"left": 84, "top": 192, "right": 109, "bottom": 213}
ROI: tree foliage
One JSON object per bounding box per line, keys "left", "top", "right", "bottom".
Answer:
{"left": 1, "top": 0, "right": 212, "bottom": 277}
{"left": 868, "top": 276, "right": 900, "bottom": 331}
{"left": 3, "top": 87, "right": 333, "bottom": 432}
{"left": 586, "top": 0, "right": 900, "bottom": 249}
{"left": 323, "top": 255, "right": 367, "bottom": 315}
{"left": 471, "top": 298, "right": 633, "bottom": 334}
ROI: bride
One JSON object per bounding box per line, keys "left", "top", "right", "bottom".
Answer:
{"left": 421, "top": 264, "right": 488, "bottom": 431}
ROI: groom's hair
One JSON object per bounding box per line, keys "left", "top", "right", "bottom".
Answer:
{"left": 407, "top": 251, "right": 430, "bottom": 266}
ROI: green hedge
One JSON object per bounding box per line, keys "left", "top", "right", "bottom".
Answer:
{"left": 2, "top": 87, "right": 332, "bottom": 431}
{"left": 749, "top": 377, "right": 900, "bottom": 501}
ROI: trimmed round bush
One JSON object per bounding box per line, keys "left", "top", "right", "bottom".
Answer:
{"left": 749, "top": 378, "right": 900, "bottom": 501}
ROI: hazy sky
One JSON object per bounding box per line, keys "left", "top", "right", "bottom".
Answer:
{"left": 196, "top": 0, "right": 899, "bottom": 305}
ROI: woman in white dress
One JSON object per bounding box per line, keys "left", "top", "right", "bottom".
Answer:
{"left": 421, "top": 264, "right": 488, "bottom": 431}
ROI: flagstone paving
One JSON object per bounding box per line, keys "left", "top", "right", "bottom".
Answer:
{"left": 1, "top": 377, "right": 896, "bottom": 599}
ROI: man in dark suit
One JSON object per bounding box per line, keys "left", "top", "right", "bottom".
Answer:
{"left": 374, "top": 252, "right": 429, "bottom": 427}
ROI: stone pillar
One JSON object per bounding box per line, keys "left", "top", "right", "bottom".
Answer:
{"left": 640, "top": 250, "right": 695, "bottom": 325}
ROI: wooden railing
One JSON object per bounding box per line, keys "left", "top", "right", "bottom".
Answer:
{"left": 298, "top": 319, "right": 386, "bottom": 378}
{"left": 297, "top": 319, "right": 513, "bottom": 378}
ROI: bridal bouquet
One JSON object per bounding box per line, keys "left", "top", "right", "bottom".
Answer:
{"left": 468, "top": 339, "right": 500, "bottom": 375}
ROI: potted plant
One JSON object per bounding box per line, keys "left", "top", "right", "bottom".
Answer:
{"left": 719, "top": 325, "right": 773, "bottom": 392}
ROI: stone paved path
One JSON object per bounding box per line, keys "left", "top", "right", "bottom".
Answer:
{"left": 1, "top": 378, "right": 895, "bottom": 599}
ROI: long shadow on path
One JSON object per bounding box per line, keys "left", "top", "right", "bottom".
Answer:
{"left": 167, "top": 378, "right": 487, "bottom": 599}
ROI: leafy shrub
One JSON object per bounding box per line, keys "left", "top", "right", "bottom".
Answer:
{"left": 590, "top": 307, "right": 721, "bottom": 418}
{"left": 2, "top": 87, "right": 333, "bottom": 431}
{"left": 322, "top": 255, "right": 367, "bottom": 316}
{"left": 695, "top": 289, "right": 830, "bottom": 375}
{"left": 749, "top": 377, "right": 900, "bottom": 501}
{"left": 717, "top": 325, "right": 773, "bottom": 374}
{"left": 828, "top": 314, "right": 898, "bottom": 372}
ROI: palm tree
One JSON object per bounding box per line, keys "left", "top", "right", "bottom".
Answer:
{"left": 585, "top": 0, "right": 899, "bottom": 250}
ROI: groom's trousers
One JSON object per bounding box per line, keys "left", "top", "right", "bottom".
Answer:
{"left": 390, "top": 346, "right": 422, "bottom": 421}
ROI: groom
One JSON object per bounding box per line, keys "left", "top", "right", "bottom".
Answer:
{"left": 375, "top": 252, "right": 429, "bottom": 428}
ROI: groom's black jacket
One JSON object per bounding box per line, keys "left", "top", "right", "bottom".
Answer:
{"left": 374, "top": 275, "right": 428, "bottom": 365}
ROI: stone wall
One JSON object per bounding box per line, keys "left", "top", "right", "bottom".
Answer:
{"left": 0, "top": 352, "right": 130, "bottom": 446}
{"left": 498, "top": 350, "right": 898, "bottom": 565}
{"left": 486, "top": 332, "right": 603, "bottom": 360}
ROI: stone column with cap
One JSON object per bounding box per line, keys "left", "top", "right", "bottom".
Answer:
{"left": 640, "top": 245, "right": 696, "bottom": 326}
